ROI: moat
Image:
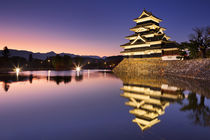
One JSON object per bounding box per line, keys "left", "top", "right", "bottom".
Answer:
{"left": 0, "top": 70, "right": 209, "bottom": 140}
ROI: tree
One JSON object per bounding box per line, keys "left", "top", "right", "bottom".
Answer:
{"left": 63, "top": 55, "right": 72, "bottom": 67}
{"left": 189, "top": 26, "right": 210, "bottom": 58}
{"left": 52, "top": 54, "right": 62, "bottom": 69}
{"left": 74, "top": 56, "right": 84, "bottom": 66}
{"left": 29, "top": 54, "right": 33, "bottom": 62}
{"left": 177, "top": 42, "right": 189, "bottom": 59}
{"left": 2, "top": 46, "right": 10, "bottom": 58}
{"left": 185, "top": 42, "right": 199, "bottom": 59}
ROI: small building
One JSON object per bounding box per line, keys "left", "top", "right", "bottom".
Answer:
{"left": 120, "top": 9, "right": 179, "bottom": 60}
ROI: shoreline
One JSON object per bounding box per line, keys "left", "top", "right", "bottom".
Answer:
{"left": 0, "top": 68, "right": 112, "bottom": 74}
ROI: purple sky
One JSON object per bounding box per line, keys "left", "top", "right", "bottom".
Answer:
{"left": 0, "top": 0, "right": 209, "bottom": 56}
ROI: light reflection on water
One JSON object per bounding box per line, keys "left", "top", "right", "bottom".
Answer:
{"left": 0, "top": 70, "right": 209, "bottom": 140}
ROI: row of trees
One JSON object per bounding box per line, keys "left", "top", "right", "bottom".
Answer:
{"left": 178, "top": 26, "right": 210, "bottom": 59}
{"left": 0, "top": 47, "right": 123, "bottom": 71}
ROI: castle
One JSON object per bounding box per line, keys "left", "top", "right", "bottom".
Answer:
{"left": 120, "top": 9, "right": 179, "bottom": 60}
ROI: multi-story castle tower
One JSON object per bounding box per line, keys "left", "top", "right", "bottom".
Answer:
{"left": 121, "top": 9, "right": 178, "bottom": 60}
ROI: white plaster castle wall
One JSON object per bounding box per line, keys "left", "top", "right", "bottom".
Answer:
{"left": 161, "top": 55, "right": 180, "bottom": 61}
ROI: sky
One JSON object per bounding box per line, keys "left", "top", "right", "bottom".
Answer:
{"left": 0, "top": 0, "right": 209, "bottom": 56}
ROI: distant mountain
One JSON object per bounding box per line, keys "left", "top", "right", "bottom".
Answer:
{"left": 80, "top": 55, "right": 101, "bottom": 59}
{"left": 0, "top": 49, "right": 102, "bottom": 60}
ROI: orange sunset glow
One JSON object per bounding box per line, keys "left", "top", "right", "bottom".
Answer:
{"left": 0, "top": 26, "right": 120, "bottom": 56}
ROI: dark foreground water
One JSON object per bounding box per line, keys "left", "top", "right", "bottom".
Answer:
{"left": 0, "top": 70, "right": 210, "bottom": 140}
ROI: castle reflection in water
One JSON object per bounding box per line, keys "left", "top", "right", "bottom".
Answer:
{"left": 121, "top": 83, "right": 184, "bottom": 130}
{"left": 116, "top": 72, "right": 210, "bottom": 131}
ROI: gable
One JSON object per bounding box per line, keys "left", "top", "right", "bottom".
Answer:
{"left": 138, "top": 11, "right": 150, "bottom": 19}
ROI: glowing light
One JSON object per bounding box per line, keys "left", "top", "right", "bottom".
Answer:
{"left": 15, "top": 68, "right": 20, "bottom": 73}
{"left": 13, "top": 67, "right": 21, "bottom": 78}
{"left": 76, "top": 66, "right": 81, "bottom": 72}
{"left": 74, "top": 65, "right": 82, "bottom": 76}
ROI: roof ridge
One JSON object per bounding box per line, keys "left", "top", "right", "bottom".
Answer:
{"left": 143, "top": 9, "right": 152, "bottom": 16}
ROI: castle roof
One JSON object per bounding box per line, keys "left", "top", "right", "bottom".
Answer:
{"left": 133, "top": 9, "right": 162, "bottom": 23}
{"left": 138, "top": 9, "right": 161, "bottom": 20}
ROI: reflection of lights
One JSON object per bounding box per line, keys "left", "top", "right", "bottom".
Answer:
{"left": 87, "top": 69, "right": 90, "bottom": 79}
{"left": 104, "top": 71, "right": 106, "bottom": 78}
{"left": 76, "top": 71, "right": 80, "bottom": 77}
{"left": 47, "top": 70, "right": 51, "bottom": 81}
{"left": 75, "top": 66, "right": 82, "bottom": 77}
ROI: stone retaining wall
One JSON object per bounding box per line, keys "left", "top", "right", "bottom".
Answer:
{"left": 113, "top": 58, "right": 210, "bottom": 80}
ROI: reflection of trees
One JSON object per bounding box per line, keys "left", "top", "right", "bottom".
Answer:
{"left": 63, "top": 76, "right": 72, "bottom": 84}
{"left": 29, "top": 74, "right": 33, "bottom": 84}
{"left": 181, "top": 92, "right": 210, "bottom": 127}
{"left": 0, "top": 74, "right": 29, "bottom": 92}
{"left": 0, "top": 73, "right": 74, "bottom": 91}
{"left": 3, "top": 82, "right": 10, "bottom": 92}
{"left": 75, "top": 74, "right": 83, "bottom": 82}
{"left": 50, "top": 76, "right": 72, "bottom": 85}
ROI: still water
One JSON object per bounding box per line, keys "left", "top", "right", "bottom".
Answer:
{"left": 0, "top": 70, "right": 210, "bottom": 140}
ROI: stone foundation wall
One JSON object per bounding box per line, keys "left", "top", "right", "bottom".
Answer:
{"left": 113, "top": 58, "right": 210, "bottom": 80}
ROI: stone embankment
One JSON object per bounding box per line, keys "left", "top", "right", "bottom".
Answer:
{"left": 113, "top": 58, "right": 210, "bottom": 80}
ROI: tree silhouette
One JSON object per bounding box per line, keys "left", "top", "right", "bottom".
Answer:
{"left": 74, "top": 56, "right": 84, "bottom": 66}
{"left": 29, "top": 54, "right": 33, "bottom": 62}
{"left": 189, "top": 26, "right": 210, "bottom": 58}
{"left": 2, "top": 46, "right": 10, "bottom": 58}
{"left": 177, "top": 42, "right": 193, "bottom": 59}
